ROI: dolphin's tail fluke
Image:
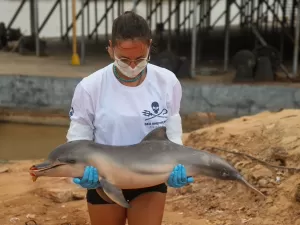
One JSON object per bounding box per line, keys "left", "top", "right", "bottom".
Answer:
{"left": 238, "top": 175, "right": 266, "bottom": 198}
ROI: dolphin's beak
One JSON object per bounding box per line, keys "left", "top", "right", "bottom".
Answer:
{"left": 237, "top": 175, "right": 266, "bottom": 198}
{"left": 29, "top": 161, "right": 66, "bottom": 182}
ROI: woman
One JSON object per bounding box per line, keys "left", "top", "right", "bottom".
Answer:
{"left": 66, "top": 11, "right": 194, "bottom": 225}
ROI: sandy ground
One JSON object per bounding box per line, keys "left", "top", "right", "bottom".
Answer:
{"left": 1, "top": 109, "right": 300, "bottom": 225}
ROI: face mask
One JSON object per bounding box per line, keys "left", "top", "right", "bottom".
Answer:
{"left": 113, "top": 52, "right": 149, "bottom": 78}
{"left": 114, "top": 60, "right": 146, "bottom": 78}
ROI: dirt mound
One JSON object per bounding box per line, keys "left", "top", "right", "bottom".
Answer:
{"left": 1, "top": 109, "right": 300, "bottom": 225}
{"left": 181, "top": 112, "right": 218, "bottom": 133}
{"left": 172, "top": 109, "right": 300, "bottom": 225}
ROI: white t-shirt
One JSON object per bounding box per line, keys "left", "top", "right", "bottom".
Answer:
{"left": 66, "top": 63, "right": 182, "bottom": 146}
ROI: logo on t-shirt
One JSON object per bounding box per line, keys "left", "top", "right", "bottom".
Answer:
{"left": 142, "top": 101, "right": 168, "bottom": 128}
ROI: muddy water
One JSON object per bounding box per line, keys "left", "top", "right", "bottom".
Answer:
{"left": 0, "top": 112, "right": 219, "bottom": 160}
{"left": 0, "top": 122, "right": 68, "bottom": 160}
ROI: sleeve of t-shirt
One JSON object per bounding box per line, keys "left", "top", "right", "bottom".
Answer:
{"left": 66, "top": 82, "right": 95, "bottom": 141}
{"left": 168, "top": 80, "right": 182, "bottom": 116}
{"left": 166, "top": 79, "right": 183, "bottom": 145}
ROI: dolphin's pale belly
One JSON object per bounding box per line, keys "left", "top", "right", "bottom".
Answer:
{"left": 107, "top": 168, "right": 171, "bottom": 189}
{"left": 90, "top": 153, "right": 176, "bottom": 189}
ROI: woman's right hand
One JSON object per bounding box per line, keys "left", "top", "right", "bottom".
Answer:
{"left": 73, "top": 166, "right": 101, "bottom": 189}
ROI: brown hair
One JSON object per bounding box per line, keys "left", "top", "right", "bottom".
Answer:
{"left": 111, "top": 11, "right": 152, "bottom": 46}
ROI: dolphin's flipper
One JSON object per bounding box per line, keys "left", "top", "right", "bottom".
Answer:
{"left": 100, "top": 179, "right": 130, "bottom": 208}
{"left": 95, "top": 188, "right": 114, "bottom": 203}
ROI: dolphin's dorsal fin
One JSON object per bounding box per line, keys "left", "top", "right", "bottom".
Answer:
{"left": 142, "top": 126, "right": 168, "bottom": 141}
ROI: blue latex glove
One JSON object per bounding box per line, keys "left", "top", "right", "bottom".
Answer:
{"left": 73, "top": 166, "right": 101, "bottom": 189}
{"left": 167, "top": 164, "right": 194, "bottom": 188}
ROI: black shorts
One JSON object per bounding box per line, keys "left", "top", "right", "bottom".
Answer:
{"left": 86, "top": 183, "right": 168, "bottom": 205}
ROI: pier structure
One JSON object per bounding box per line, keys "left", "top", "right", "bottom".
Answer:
{"left": 2, "top": 0, "right": 300, "bottom": 78}
{"left": 1, "top": 0, "right": 300, "bottom": 123}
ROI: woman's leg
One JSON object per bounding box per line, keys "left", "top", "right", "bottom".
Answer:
{"left": 86, "top": 189, "right": 127, "bottom": 225}
{"left": 126, "top": 184, "right": 167, "bottom": 225}
{"left": 87, "top": 203, "right": 127, "bottom": 225}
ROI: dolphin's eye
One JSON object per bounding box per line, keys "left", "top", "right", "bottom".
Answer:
{"left": 221, "top": 169, "right": 229, "bottom": 177}
{"left": 66, "top": 159, "right": 76, "bottom": 164}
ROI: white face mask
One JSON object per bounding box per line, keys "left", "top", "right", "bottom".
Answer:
{"left": 113, "top": 54, "right": 149, "bottom": 78}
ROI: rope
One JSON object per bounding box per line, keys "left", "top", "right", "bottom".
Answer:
{"left": 203, "top": 146, "right": 300, "bottom": 172}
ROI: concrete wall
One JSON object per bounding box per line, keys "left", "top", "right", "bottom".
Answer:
{"left": 0, "top": 75, "right": 80, "bottom": 114}
{"left": 1, "top": 74, "right": 300, "bottom": 117}
{"left": 180, "top": 82, "right": 300, "bottom": 117}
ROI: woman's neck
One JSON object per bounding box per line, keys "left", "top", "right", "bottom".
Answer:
{"left": 113, "top": 65, "right": 147, "bottom": 87}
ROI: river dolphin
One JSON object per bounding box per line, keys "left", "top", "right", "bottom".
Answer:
{"left": 29, "top": 126, "right": 265, "bottom": 208}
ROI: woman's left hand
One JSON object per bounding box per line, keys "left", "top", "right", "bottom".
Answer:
{"left": 167, "top": 164, "right": 194, "bottom": 188}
